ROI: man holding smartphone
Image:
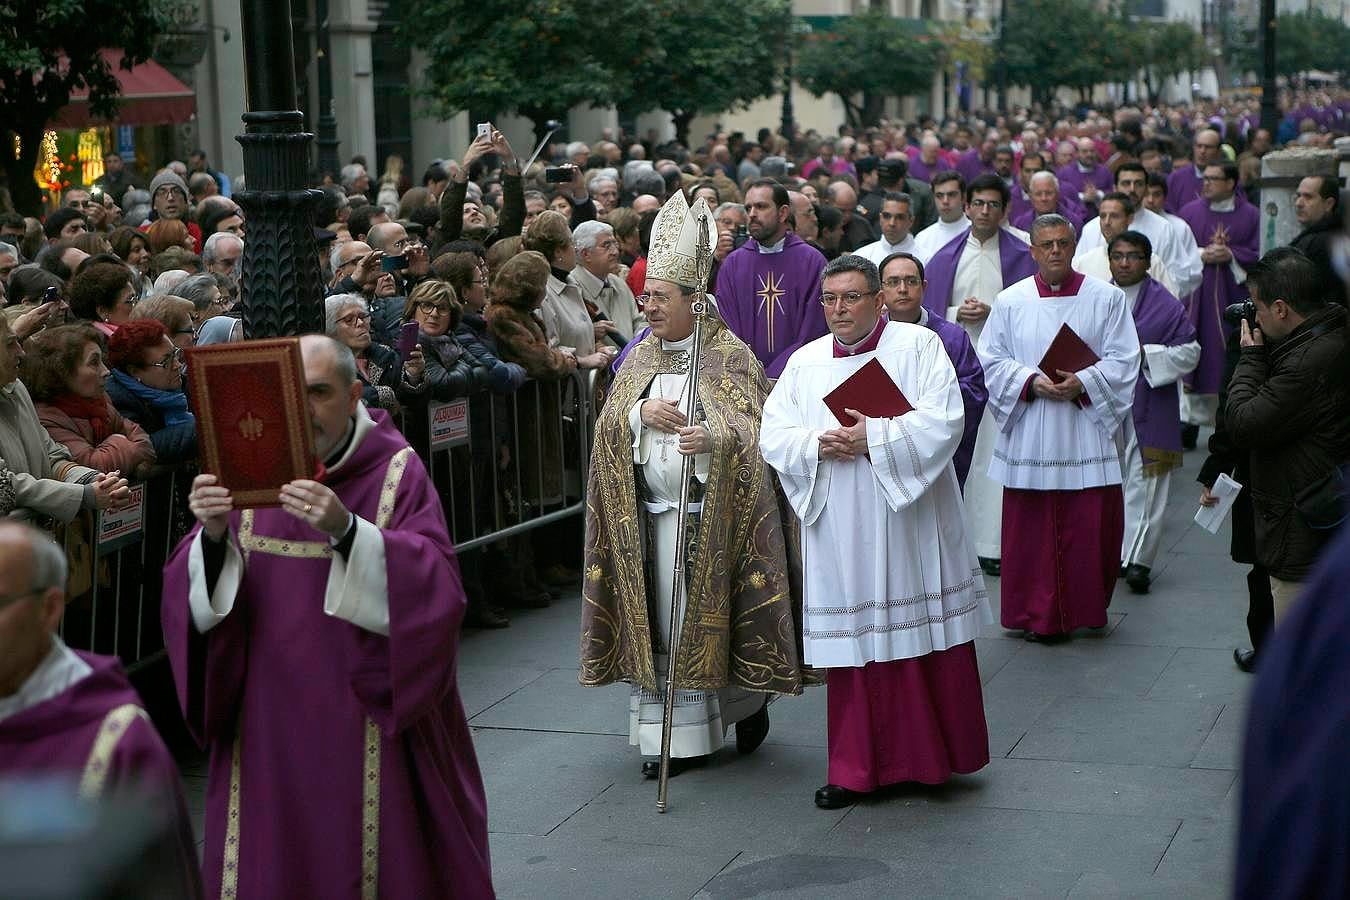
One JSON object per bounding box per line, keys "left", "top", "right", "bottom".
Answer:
{"left": 363, "top": 221, "right": 429, "bottom": 347}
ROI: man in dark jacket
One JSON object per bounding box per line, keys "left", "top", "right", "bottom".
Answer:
{"left": 1226, "top": 247, "right": 1350, "bottom": 627}
{"left": 1289, "top": 175, "right": 1339, "bottom": 304}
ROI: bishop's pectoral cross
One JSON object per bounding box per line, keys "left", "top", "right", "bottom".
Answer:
{"left": 756, "top": 271, "right": 787, "bottom": 353}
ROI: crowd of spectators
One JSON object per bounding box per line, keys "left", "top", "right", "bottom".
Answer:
{"left": 1, "top": 88, "right": 1345, "bottom": 630}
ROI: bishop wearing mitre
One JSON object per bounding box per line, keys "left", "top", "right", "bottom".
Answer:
{"left": 580, "top": 192, "right": 805, "bottom": 780}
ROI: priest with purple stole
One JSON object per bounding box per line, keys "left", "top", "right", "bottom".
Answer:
{"left": 1178, "top": 161, "right": 1260, "bottom": 431}
{"left": 761, "top": 255, "right": 992, "bottom": 810}
{"left": 1110, "top": 232, "right": 1201, "bottom": 594}
{"left": 923, "top": 173, "right": 1037, "bottom": 575}
{"left": 878, "top": 250, "right": 987, "bottom": 488}
{"left": 716, "top": 179, "right": 828, "bottom": 379}
{"left": 162, "top": 335, "right": 493, "bottom": 899}
{"left": 0, "top": 522, "right": 201, "bottom": 898}
{"left": 978, "top": 215, "right": 1140, "bottom": 639}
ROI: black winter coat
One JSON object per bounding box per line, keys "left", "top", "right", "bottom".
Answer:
{"left": 1226, "top": 304, "right": 1350, "bottom": 580}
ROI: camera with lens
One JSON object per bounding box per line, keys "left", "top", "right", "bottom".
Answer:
{"left": 1225, "top": 299, "right": 1257, "bottom": 327}
{"left": 732, "top": 224, "right": 750, "bottom": 250}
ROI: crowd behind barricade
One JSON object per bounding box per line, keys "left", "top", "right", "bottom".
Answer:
{"left": 1, "top": 88, "right": 1346, "bottom": 645}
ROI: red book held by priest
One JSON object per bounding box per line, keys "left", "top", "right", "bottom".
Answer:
{"left": 1038, "top": 323, "right": 1100, "bottom": 384}
{"left": 186, "top": 338, "right": 316, "bottom": 508}
{"left": 823, "top": 357, "right": 914, "bottom": 426}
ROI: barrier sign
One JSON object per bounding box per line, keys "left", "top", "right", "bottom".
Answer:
{"left": 98, "top": 483, "right": 145, "bottom": 552}
{"left": 429, "top": 399, "right": 469, "bottom": 450}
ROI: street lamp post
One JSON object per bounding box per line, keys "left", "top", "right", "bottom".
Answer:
{"left": 315, "top": 0, "right": 341, "bottom": 176}
{"left": 1259, "top": 0, "right": 1278, "bottom": 134}
{"left": 234, "top": 0, "right": 325, "bottom": 339}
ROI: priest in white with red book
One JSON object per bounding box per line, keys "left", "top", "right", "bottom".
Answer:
{"left": 760, "top": 254, "right": 992, "bottom": 810}
{"left": 977, "top": 214, "right": 1140, "bottom": 640}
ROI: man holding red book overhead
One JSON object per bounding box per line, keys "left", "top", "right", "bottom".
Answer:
{"left": 977, "top": 214, "right": 1140, "bottom": 641}
{"left": 760, "top": 254, "right": 992, "bottom": 811}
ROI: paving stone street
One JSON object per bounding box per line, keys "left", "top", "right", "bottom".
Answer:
{"left": 179, "top": 444, "right": 1252, "bottom": 898}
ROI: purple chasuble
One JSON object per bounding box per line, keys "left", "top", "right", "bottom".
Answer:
{"left": 1055, "top": 162, "right": 1113, "bottom": 199}
{"left": 922, "top": 227, "right": 1038, "bottom": 321}
{"left": 825, "top": 644, "right": 989, "bottom": 792}
{"left": 955, "top": 149, "right": 994, "bottom": 183}
{"left": 906, "top": 155, "right": 942, "bottom": 185}
{"left": 1167, "top": 167, "right": 1248, "bottom": 214}
{"left": 162, "top": 409, "right": 493, "bottom": 900}
{"left": 1178, "top": 197, "right": 1260, "bottom": 395}
{"left": 1128, "top": 277, "right": 1197, "bottom": 459}
{"left": 0, "top": 651, "right": 202, "bottom": 898}
{"left": 715, "top": 232, "right": 828, "bottom": 378}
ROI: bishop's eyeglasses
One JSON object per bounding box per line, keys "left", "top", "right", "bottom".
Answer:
{"left": 820, "top": 291, "right": 876, "bottom": 310}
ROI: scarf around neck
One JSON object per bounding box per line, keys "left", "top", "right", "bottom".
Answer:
{"left": 109, "top": 369, "right": 194, "bottom": 425}
{"left": 49, "top": 393, "right": 115, "bottom": 443}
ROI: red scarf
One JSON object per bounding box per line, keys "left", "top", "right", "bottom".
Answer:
{"left": 50, "top": 393, "right": 114, "bottom": 443}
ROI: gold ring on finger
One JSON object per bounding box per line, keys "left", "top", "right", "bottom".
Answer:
{"left": 304, "top": 503, "right": 312, "bottom": 513}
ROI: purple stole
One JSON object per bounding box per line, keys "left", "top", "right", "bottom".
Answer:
{"left": 1128, "top": 276, "right": 1197, "bottom": 469}
{"left": 922, "top": 227, "right": 1038, "bottom": 320}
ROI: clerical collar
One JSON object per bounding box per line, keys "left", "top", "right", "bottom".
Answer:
{"left": 1077, "top": 161, "right": 1094, "bottom": 173}
{"left": 1116, "top": 280, "right": 1144, "bottom": 305}
{"left": 0, "top": 635, "right": 92, "bottom": 723}
{"left": 659, "top": 332, "right": 695, "bottom": 352}
{"left": 324, "top": 405, "right": 376, "bottom": 474}
{"left": 1208, "top": 196, "right": 1236, "bottom": 213}
{"left": 833, "top": 316, "right": 887, "bottom": 357}
{"left": 1034, "top": 270, "right": 1086, "bottom": 297}
{"left": 756, "top": 235, "right": 787, "bottom": 254}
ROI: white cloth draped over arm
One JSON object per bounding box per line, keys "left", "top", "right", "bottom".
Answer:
{"left": 1166, "top": 231, "right": 1203, "bottom": 299}
{"left": 865, "top": 333, "right": 965, "bottom": 512}
{"left": 323, "top": 517, "right": 391, "bottom": 636}
{"left": 1142, "top": 341, "right": 1201, "bottom": 388}
{"left": 759, "top": 363, "right": 830, "bottom": 525}
{"left": 976, "top": 300, "right": 1038, "bottom": 435}
{"left": 186, "top": 530, "right": 245, "bottom": 633}
{"left": 1074, "top": 295, "right": 1141, "bottom": 437}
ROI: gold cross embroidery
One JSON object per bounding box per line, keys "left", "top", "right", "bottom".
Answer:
{"left": 756, "top": 271, "right": 786, "bottom": 353}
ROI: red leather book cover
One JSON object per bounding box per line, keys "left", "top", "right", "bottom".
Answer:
{"left": 823, "top": 357, "right": 914, "bottom": 426}
{"left": 1038, "top": 323, "right": 1100, "bottom": 384}
{"left": 186, "top": 338, "right": 314, "bottom": 508}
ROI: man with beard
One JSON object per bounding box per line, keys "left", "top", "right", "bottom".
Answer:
{"left": 715, "top": 180, "right": 828, "bottom": 378}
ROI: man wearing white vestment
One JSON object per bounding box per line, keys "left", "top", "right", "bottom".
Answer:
{"left": 978, "top": 214, "right": 1140, "bottom": 640}
{"left": 761, "top": 255, "right": 991, "bottom": 810}
{"left": 912, "top": 171, "right": 970, "bottom": 263}
{"left": 1074, "top": 163, "right": 1202, "bottom": 299}
{"left": 1075, "top": 193, "right": 1180, "bottom": 297}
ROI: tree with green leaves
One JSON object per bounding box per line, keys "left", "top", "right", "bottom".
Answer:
{"left": 1235, "top": 10, "right": 1350, "bottom": 79}
{"left": 0, "top": 1, "right": 184, "bottom": 216}
{"left": 1002, "top": 0, "right": 1119, "bottom": 107}
{"left": 1137, "top": 21, "right": 1208, "bottom": 103}
{"left": 400, "top": 0, "right": 642, "bottom": 142}
{"left": 613, "top": 0, "right": 789, "bottom": 147}
{"left": 795, "top": 9, "right": 941, "bottom": 129}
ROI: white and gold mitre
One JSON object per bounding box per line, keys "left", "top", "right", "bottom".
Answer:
{"left": 645, "top": 191, "right": 716, "bottom": 290}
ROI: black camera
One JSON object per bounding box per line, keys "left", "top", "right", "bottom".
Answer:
{"left": 1225, "top": 299, "right": 1257, "bottom": 326}
{"left": 732, "top": 224, "right": 750, "bottom": 250}
{"left": 544, "top": 166, "right": 573, "bottom": 183}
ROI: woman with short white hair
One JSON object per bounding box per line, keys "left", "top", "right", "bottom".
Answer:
{"left": 323, "top": 293, "right": 424, "bottom": 414}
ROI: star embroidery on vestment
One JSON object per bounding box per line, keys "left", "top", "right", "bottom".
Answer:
{"left": 756, "top": 271, "right": 787, "bottom": 352}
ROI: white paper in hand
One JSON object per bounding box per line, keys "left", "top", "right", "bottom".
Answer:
{"left": 1194, "top": 473, "right": 1242, "bottom": 534}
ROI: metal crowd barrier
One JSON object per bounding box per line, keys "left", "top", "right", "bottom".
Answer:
{"left": 54, "top": 369, "right": 596, "bottom": 670}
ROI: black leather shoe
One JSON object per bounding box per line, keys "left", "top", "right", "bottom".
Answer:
{"left": 1181, "top": 423, "right": 1199, "bottom": 450}
{"left": 978, "top": 557, "right": 1001, "bottom": 577}
{"left": 1124, "top": 564, "right": 1151, "bottom": 594}
{"left": 1233, "top": 648, "right": 1257, "bottom": 673}
{"left": 735, "top": 705, "right": 770, "bottom": 755}
{"left": 641, "top": 755, "right": 709, "bottom": 780}
{"left": 814, "top": 784, "right": 862, "bottom": 809}
{"left": 1025, "top": 630, "right": 1070, "bottom": 644}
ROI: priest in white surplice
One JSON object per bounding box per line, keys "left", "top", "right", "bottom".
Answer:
{"left": 761, "top": 255, "right": 992, "bottom": 810}
{"left": 978, "top": 214, "right": 1140, "bottom": 640}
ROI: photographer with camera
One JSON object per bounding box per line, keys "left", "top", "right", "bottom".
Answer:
{"left": 1218, "top": 247, "right": 1350, "bottom": 631}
